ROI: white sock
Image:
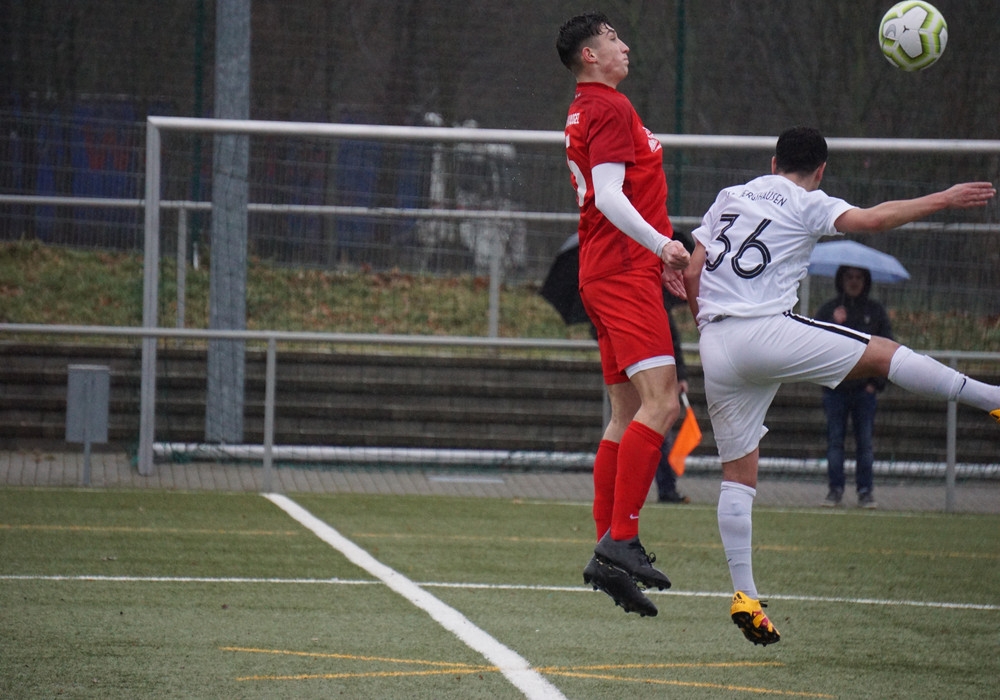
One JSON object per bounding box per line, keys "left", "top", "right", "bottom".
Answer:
{"left": 718, "top": 481, "right": 758, "bottom": 599}
{"left": 888, "top": 347, "right": 1000, "bottom": 412}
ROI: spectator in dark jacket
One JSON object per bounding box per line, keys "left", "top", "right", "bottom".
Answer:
{"left": 815, "top": 265, "right": 893, "bottom": 508}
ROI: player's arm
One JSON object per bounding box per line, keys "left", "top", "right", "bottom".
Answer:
{"left": 835, "top": 181, "right": 996, "bottom": 233}
{"left": 683, "top": 241, "right": 706, "bottom": 320}
{"left": 592, "top": 162, "right": 689, "bottom": 270}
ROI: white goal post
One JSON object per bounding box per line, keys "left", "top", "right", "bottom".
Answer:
{"left": 138, "top": 116, "right": 1000, "bottom": 478}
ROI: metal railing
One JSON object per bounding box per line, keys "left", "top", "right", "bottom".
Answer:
{"left": 2, "top": 322, "right": 997, "bottom": 512}
{"left": 0, "top": 322, "right": 597, "bottom": 488}
{"left": 0, "top": 192, "right": 593, "bottom": 332}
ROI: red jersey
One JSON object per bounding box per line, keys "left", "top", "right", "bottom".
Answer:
{"left": 564, "top": 82, "right": 672, "bottom": 286}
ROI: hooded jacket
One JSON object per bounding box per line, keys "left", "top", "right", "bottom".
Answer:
{"left": 815, "top": 266, "right": 893, "bottom": 393}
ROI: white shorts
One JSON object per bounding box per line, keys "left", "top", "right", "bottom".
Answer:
{"left": 699, "top": 312, "right": 869, "bottom": 463}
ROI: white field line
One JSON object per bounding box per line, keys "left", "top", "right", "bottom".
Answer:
{"left": 3, "top": 574, "right": 998, "bottom": 612}
{"left": 262, "top": 492, "right": 567, "bottom": 700}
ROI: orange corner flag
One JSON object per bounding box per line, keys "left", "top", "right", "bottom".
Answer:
{"left": 668, "top": 393, "right": 702, "bottom": 476}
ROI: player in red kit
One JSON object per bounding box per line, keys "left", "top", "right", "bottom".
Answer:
{"left": 557, "top": 12, "right": 690, "bottom": 617}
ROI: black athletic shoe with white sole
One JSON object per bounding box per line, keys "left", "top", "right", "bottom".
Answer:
{"left": 593, "top": 532, "right": 672, "bottom": 591}
{"left": 583, "top": 555, "right": 657, "bottom": 617}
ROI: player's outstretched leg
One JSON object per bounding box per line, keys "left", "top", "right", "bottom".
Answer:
{"left": 886, "top": 346, "right": 1000, "bottom": 421}
{"left": 593, "top": 531, "right": 672, "bottom": 590}
{"left": 583, "top": 555, "right": 657, "bottom": 617}
{"left": 730, "top": 591, "right": 781, "bottom": 646}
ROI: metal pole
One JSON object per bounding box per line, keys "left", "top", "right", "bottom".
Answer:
{"left": 205, "top": 0, "right": 251, "bottom": 444}
{"left": 81, "top": 441, "right": 92, "bottom": 487}
{"left": 138, "top": 121, "right": 162, "bottom": 476}
{"left": 488, "top": 236, "right": 501, "bottom": 338}
{"left": 262, "top": 337, "right": 277, "bottom": 493}
{"left": 672, "top": 0, "right": 687, "bottom": 214}
{"left": 176, "top": 207, "right": 187, "bottom": 329}
{"left": 945, "top": 357, "right": 958, "bottom": 512}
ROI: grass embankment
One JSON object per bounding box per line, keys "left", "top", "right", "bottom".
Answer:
{"left": 2, "top": 240, "right": 998, "bottom": 351}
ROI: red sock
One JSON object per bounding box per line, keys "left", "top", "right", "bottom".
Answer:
{"left": 610, "top": 421, "right": 663, "bottom": 540}
{"left": 592, "top": 440, "right": 618, "bottom": 540}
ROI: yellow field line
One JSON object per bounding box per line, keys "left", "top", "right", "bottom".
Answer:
{"left": 4, "top": 523, "right": 994, "bottom": 560}
{"left": 0, "top": 523, "right": 299, "bottom": 536}
{"left": 349, "top": 531, "right": 1000, "bottom": 560}
{"left": 224, "top": 648, "right": 833, "bottom": 697}
{"left": 221, "top": 646, "right": 490, "bottom": 668}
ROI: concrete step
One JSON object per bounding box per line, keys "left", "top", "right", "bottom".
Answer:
{"left": 0, "top": 343, "right": 995, "bottom": 465}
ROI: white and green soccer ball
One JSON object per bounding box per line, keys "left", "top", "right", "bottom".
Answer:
{"left": 879, "top": 1, "right": 948, "bottom": 71}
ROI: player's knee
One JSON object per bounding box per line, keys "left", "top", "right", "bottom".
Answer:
{"left": 649, "top": 395, "right": 681, "bottom": 430}
{"left": 854, "top": 337, "right": 898, "bottom": 377}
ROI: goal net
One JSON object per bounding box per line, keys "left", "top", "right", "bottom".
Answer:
{"left": 133, "top": 117, "right": 999, "bottom": 483}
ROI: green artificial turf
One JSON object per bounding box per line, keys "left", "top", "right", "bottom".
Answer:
{"left": 1, "top": 488, "right": 997, "bottom": 699}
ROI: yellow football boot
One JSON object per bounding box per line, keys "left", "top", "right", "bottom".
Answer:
{"left": 730, "top": 591, "right": 781, "bottom": 646}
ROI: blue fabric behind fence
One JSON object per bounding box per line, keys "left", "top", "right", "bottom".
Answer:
{"left": 334, "top": 114, "right": 381, "bottom": 260}
{"left": 69, "top": 102, "right": 139, "bottom": 245}
{"left": 393, "top": 145, "right": 428, "bottom": 246}
{"left": 34, "top": 112, "right": 65, "bottom": 241}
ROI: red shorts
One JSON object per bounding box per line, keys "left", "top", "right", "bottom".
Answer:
{"left": 580, "top": 266, "right": 674, "bottom": 385}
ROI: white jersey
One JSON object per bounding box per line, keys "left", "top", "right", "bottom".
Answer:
{"left": 692, "top": 174, "right": 854, "bottom": 328}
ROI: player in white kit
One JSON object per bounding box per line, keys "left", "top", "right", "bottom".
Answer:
{"left": 684, "top": 126, "right": 998, "bottom": 646}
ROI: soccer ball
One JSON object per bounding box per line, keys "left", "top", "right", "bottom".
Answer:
{"left": 878, "top": 1, "right": 948, "bottom": 71}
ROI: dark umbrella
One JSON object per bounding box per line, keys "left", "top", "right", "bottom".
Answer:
{"left": 540, "top": 234, "right": 591, "bottom": 325}
{"left": 540, "top": 231, "right": 692, "bottom": 324}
